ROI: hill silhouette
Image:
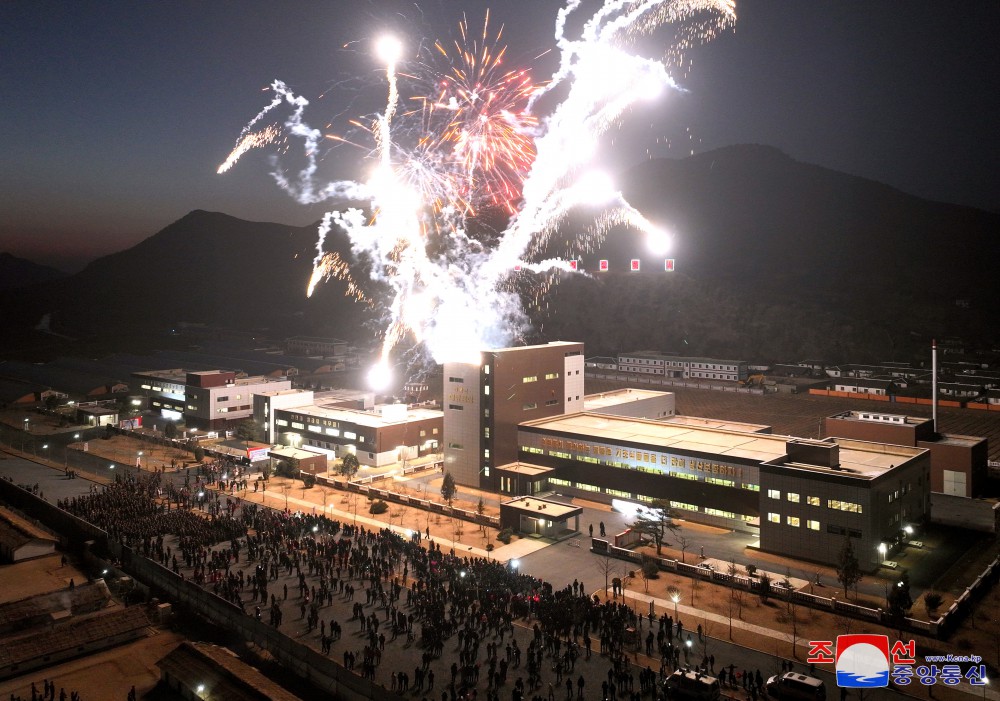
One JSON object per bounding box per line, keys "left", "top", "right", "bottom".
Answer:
{"left": 1, "top": 146, "right": 996, "bottom": 362}
{"left": 0, "top": 253, "right": 67, "bottom": 291}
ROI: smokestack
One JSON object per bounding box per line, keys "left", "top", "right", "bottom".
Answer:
{"left": 931, "top": 338, "right": 938, "bottom": 434}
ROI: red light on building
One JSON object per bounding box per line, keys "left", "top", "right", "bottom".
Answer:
{"left": 568, "top": 260, "right": 578, "bottom": 271}
{"left": 513, "top": 264, "right": 522, "bottom": 272}
{"left": 599, "top": 259, "right": 609, "bottom": 271}
{"left": 665, "top": 258, "right": 675, "bottom": 271}
{"left": 630, "top": 259, "right": 641, "bottom": 271}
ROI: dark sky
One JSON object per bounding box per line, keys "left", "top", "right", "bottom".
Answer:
{"left": 2, "top": 0, "right": 997, "bottom": 271}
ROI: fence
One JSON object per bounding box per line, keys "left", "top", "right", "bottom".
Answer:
{"left": 314, "top": 474, "right": 501, "bottom": 529}
{"left": 589, "top": 537, "right": 1000, "bottom": 638}
{"left": 585, "top": 372, "right": 767, "bottom": 395}
{"left": 0, "top": 478, "right": 396, "bottom": 701}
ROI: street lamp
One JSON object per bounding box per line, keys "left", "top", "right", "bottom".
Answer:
{"left": 137, "top": 450, "right": 143, "bottom": 470}
{"left": 672, "top": 592, "right": 681, "bottom": 621}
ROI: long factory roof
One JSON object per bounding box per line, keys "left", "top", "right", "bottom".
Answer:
{"left": 519, "top": 412, "right": 925, "bottom": 479}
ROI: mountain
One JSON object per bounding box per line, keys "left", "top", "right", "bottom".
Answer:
{"left": 0, "top": 210, "right": 374, "bottom": 347}
{"left": 1, "top": 147, "right": 997, "bottom": 362}
{"left": 533, "top": 145, "right": 999, "bottom": 361}
{"left": 0, "top": 253, "right": 67, "bottom": 291}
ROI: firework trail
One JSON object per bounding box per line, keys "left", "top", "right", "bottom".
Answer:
{"left": 220, "top": 0, "right": 736, "bottom": 380}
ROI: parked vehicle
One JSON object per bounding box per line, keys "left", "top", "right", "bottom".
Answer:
{"left": 765, "top": 672, "right": 827, "bottom": 701}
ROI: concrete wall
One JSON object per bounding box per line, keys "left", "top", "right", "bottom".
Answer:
{"left": 930, "top": 493, "right": 999, "bottom": 532}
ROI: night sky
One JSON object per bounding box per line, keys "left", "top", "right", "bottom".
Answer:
{"left": 2, "top": 0, "right": 997, "bottom": 271}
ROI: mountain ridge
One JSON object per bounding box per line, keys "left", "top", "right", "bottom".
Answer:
{"left": 1, "top": 145, "right": 996, "bottom": 361}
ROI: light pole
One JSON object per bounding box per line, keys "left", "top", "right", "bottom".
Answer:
{"left": 137, "top": 450, "right": 143, "bottom": 471}
{"left": 672, "top": 592, "right": 680, "bottom": 622}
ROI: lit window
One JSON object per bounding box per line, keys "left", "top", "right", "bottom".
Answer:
{"left": 523, "top": 376, "right": 537, "bottom": 383}
{"left": 807, "top": 520, "right": 820, "bottom": 530}
{"left": 787, "top": 492, "right": 800, "bottom": 503}
{"left": 767, "top": 489, "right": 780, "bottom": 499}
{"left": 787, "top": 516, "right": 800, "bottom": 527}
{"left": 344, "top": 431, "right": 357, "bottom": 440}
{"left": 807, "top": 496, "right": 820, "bottom": 506}
{"left": 767, "top": 513, "right": 780, "bottom": 523}
{"left": 484, "top": 386, "right": 490, "bottom": 395}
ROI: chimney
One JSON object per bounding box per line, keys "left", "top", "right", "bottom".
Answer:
{"left": 932, "top": 339, "right": 938, "bottom": 434}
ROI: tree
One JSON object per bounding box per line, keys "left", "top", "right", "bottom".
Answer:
{"left": 759, "top": 571, "right": 772, "bottom": 604}
{"left": 441, "top": 471, "right": 457, "bottom": 506}
{"left": 923, "top": 591, "right": 943, "bottom": 618}
{"left": 193, "top": 446, "right": 205, "bottom": 463}
{"left": 677, "top": 535, "right": 691, "bottom": 564}
{"left": 235, "top": 419, "right": 260, "bottom": 442}
{"left": 628, "top": 499, "right": 679, "bottom": 556}
{"left": 340, "top": 452, "right": 360, "bottom": 478}
{"left": 639, "top": 557, "right": 659, "bottom": 592}
{"left": 887, "top": 570, "right": 913, "bottom": 635}
{"left": 836, "top": 536, "right": 863, "bottom": 598}
{"left": 163, "top": 422, "right": 178, "bottom": 439}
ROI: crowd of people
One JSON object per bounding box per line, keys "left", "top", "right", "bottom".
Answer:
{"left": 50, "top": 468, "right": 776, "bottom": 701}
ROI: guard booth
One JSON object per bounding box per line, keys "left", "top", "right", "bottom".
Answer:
{"left": 268, "top": 446, "right": 328, "bottom": 476}
{"left": 499, "top": 496, "right": 583, "bottom": 539}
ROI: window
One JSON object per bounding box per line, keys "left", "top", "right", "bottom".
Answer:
{"left": 807, "top": 496, "right": 820, "bottom": 506}
{"left": 484, "top": 427, "right": 490, "bottom": 438}
{"left": 767, "top": 489, "right": 781, "bottom": 499}
{"left": 787, "top": 492, "right": 800, "bottom": 503}
{"left": 276, "top": 419, "right": 288, "bottom": 427}
{"left": 344, "top": 431, "right": 357, "bottom": 440}
{"left": 326, "top": 428, "right": 339, "bottom": 437}
{"left": 484, "top": 449, "right": 490, "bottom": 459}
{"left": 828, "top": 500, "right": 863, "bottom": 513}
{"left": 449, "top": 376, "right": 464, "bottom": 383}
{"left": 484, "top": 365, "right": 490, "bottom": 374}
{"left": 807, "top": 520, "right": 820, "bottom": 531}
{"left": 448, "top": 404, "right": 463, "bottom": 410}
{"left": 786, "top": 516, "right": 800, "bottom": 527}
{"left": 523, "top": 376, "right": 537, "bottom": 383}
{"left": 606, "top": 488, "right": 631, "bottom": 498}
{"left": 767, "top": 513, "right": 780, "bottom": 523}
{"left": 448, "top": 442, "right": 463, "bottom": 450}
{"left": 522, "top": 446, "right": 543, "bottom": 455}
{"left": 217, "top": 396, "right": 229, "bottom": 402}
{"left": 484, "top": 385, "right": 490, "bottom": 395}
{"left": 544, "top": 372, "right": 560, "bottom": 380}
{"left": 545, "top": 399, "right": 558, "bottom": 406}
{"left": 523, "top": 402, "right": 537, "bottom": 410}
{"left": 291, "top": 422, "right": 304, "bottom": 430}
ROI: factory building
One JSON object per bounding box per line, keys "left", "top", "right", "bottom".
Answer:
{"left": 442, "top": 342, "right": 931, "bottom": 569}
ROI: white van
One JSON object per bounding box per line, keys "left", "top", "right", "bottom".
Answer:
{"left": 664, "top": 669, "right": 721, "bottom": 701}
{"left": 765, "top": 672, "right": 826, "bottom": 701}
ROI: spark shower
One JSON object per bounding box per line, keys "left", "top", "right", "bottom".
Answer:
{"left": 221, "top": 0, "right": 736, "bottom": 384}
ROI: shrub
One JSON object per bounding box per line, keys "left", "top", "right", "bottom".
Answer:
{"left": 497, "top": 527, "right": 513, "bottom": 544}
{"left": 193, "top": 447, "right": 205, "bottom": 462}
{"left": 302, "top": 474, "right": 316, "bottom": 489}
{"left": 369, "top": 499, "right": 388, "bottom": 515}
{"left": 642, "top": 559, "right": 660, "bottom": 579}
{"left": 923, "top": 591, "right": 943, "bottom": 616}
{"left": 746, "top": 564, "right": 757, "bottom": 577}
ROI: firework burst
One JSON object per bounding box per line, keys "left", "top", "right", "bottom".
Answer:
{"left": 220, "top": 0, "right": 737, "bottom": 373}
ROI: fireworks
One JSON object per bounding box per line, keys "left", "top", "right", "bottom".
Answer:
{"left": 220, "top": 0, "right": 736, "bottom": 373}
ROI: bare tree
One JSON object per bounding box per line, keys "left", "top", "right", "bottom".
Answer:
{"left": 595, "top": 555, "right": 622, "bottom": 598}
{"left": 677, "top": 535, "right": 691, "bottom": 564}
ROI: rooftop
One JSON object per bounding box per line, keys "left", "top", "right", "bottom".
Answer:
{"left": 280, "top": 403, "right": 442, "bottom": 429}
{"left": 583, "top": 388, "right": 672, "bottom": 411}
{"left": 664, "top": 415, "right": 772, "bottom": 434}
{"left": 502, "top": 496, "right": 582, "bottom": 520}
{"left": 829, "top": 410, "right": 930, "bottom": 427}
{"left": 520, "top": 412, "right": 923, "bottom": 479}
